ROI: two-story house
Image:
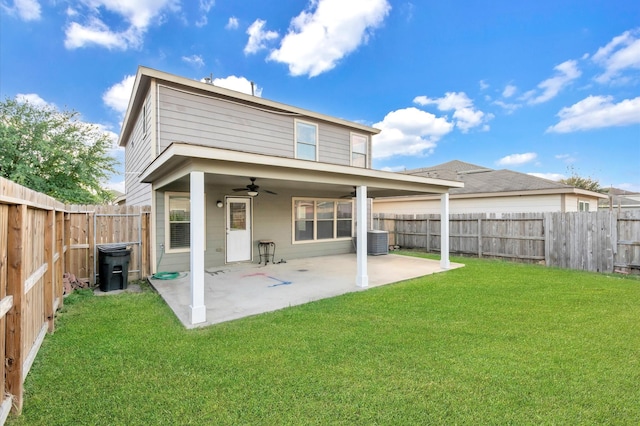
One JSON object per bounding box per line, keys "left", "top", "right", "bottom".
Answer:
{"left": 119, "top": 66, "right": 462, "bottom": 324}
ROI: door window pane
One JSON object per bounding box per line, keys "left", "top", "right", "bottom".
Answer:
{"left": 229, "top": 202, "right": 247, "bottom": 230}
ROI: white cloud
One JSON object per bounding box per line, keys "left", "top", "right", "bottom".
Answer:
{"left": 414, "top": 92, "right": 493, "bottom": 133}
{"left": 65, "top": 17, "right": 142, "bottom": 50}
{"left": 592, "top": 28, "right": 640, "bottom": 83}
{"left": 496, "top": 153, "right": 538, "bottom": 166}
{"left": 493, "top": 100, "right": 520, "bottom": 114}
{"left": 379, "top": 165, "right": 406, "bottom": 172}
{"left": 16, "top": 93, "right": 53, "bottom": 108}
{"left": 226, "top": 16, "right": 238, "bottom": 30}
{"left": 105, "top": 180, "right": 126, "bottom": 194}
{"left": 64, "top": 0, "right": 180, "bottom": 50}
{"left": 3, "top": 0, "right": 41, "bottom": 21}
{"left": 372, "top": 107, "right": 453, "bottom": 159}
{"left": 555, "top": 154, "right": 576, "bottom": 164}
{"left": 528, "top": 172, "right": 565, "bottom": 181}
{"left": 103, "top": 74, "right": 135, "bottom": 116}
{"left": 521, "top": 60, "right": 581, "bottom": 105}
{"left": 206, "top": 75, "right": 262, "bottom": 97}
{"left": 268, "top": 0, "right": 391, "bottom": 77}
{"left": 182, "top": 54, "right": 205, "bottom": 68}
{"left": 479, "top": 80, "right": 489, "bottom": 90}
{"left": 502, "top": 84, "right": 517, "bottom": 98}
{"left": 547, "top": 95, "right": 640, "bottom": 133}
{"left": 195, "top": 0, "right": 214, "bottom": 27}
{"left": 244, "top": 19, "right": 279, "bottom": 54}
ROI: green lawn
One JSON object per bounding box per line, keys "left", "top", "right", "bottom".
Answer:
{"left": 9, "top": 254, "right": 640, "bottom": 425}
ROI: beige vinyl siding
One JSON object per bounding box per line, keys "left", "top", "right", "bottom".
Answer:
{"left": 125, "top": 90, "right": 153, "bottom": 206}
{"left": 317, "top": 124, "right": 351, "bottom": 166}
{"left": 158, "top": 85, "right": 293, "bottom": 157}
{"left": 157, "top": 85, "right": 354, "bottom": 167}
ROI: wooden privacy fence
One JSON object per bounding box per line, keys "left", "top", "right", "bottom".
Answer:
{"left": 0, "top": 177, "right": 151, "bottom": 421}
{"left": 374, "top": 211, "right": 640, "bottom": 274}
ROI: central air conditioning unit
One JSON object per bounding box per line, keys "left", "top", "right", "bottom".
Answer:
{"left": 367, "top": 230, "right": 389, "bottom": 255}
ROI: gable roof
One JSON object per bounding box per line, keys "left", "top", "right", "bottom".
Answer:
{"left": 118, "top": 66, "right": 380, "bottom": 147}
{"left": 403, "top": 160, "right": 607, "bottom": 198}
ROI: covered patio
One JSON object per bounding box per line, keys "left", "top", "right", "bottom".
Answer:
{"left": 149, "top": 253, "right": 464, "bottom": 328}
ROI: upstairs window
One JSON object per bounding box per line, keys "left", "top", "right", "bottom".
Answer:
{"left": 351, "top": 133, "right": 367, "bottom": 168}
{"left": 295, "top": 120, "right": 318, "bottom": 161}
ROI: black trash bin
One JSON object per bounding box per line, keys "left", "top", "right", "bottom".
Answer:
{"left": 98, "top": 244, "right": 131, "bottom": 292}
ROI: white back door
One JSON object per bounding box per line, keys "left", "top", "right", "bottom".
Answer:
{"left": 226, "top": 198, "right": 252, "bottom": 263}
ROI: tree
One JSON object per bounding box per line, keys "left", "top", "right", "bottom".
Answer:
{"left": 559, "top": 166, "right": 603, "bottom": 193}
{"left": 0, "top": 97, "right": 117, "bottom": 204}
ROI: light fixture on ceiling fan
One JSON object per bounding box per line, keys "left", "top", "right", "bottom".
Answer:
{"left": 232, "top": 177, "right": 277, "bottom": 197}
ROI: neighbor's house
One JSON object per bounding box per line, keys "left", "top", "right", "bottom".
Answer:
{"left": 118, "top": 66, "right": 463, "bottom": 324}
{"left": 374, "top": 160, "right": 607, "bottom": 215}
{"left": 599, "top": 188, "right": 640, "bottom": 211}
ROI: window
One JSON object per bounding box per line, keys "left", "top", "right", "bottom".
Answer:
{"left": 351, "top": 133, "right": 367, "bottom": 168}
{"left": 164, "top": 192, "right": 206, "bottom": 252}
{"left": 295, "top": 120, "right": 318, "bottom": 161}
{"left": 293, "top": 198, "right": 353, "bottom": 242}
{"left": 579, "top": 200, "right": 590, "bottom": 211}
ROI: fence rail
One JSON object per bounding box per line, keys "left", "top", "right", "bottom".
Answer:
{"left": 0, "top": 177, "right": 150, "bottom": 422}
{"left": 374, "top": 211, "right": 640, "bottom": 273}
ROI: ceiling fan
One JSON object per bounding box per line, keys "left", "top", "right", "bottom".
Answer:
{"left": 232, "top": 177, "right": 277, "bottom": 196}
{"left": 340, "top": 186, "right": 374, "bottom": 199}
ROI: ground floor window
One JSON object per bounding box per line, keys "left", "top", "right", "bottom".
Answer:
{"left": 164, "top": 192, "right": 205, "bottom": 252}
{"left": 293, "top": 198, "right": 353, "bottom": 242}
{"left": 579, "top": 200, "right": 590, "bottom": 211}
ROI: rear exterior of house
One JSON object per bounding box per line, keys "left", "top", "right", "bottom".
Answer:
{"left": 120, "top": 67, "right": 461, "bottom": 276}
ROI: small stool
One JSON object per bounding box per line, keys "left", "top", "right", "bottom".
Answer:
{"left": 258, "top": 240, "right": 276, "bottom": 265}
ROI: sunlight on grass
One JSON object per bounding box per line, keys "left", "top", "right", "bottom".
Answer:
{"left": 9, "top": 256, "right": 640, "bottom": 425}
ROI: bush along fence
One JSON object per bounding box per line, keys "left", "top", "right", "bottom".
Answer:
{"left": 374, "top": 211, "right": 640, "bottom": 274}
{"left": 0, "top": 177, "right": 150, "bottom": 421}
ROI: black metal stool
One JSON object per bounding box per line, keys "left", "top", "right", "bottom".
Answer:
{"left": 258, "top": 240, "right": 276, "bottom": 265}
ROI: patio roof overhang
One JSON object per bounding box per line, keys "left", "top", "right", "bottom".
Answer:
{"left": 140, "top": 142, "right": 464, "bottom": 196}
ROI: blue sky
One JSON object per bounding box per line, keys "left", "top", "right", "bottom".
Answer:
{"left": 1, "top": 0, "right": 639, "bottom": 194}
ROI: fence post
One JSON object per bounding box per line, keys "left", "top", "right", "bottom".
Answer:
{"left": 6, "top": 204, "right": 26, "bottom": 413}
{"left": 44, "top": 210, "right": 55, "bottom": 333}
{"left": 477, "top": 218, "right": 483, "bottom": 258}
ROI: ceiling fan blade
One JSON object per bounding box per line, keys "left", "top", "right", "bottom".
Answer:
{"left": 264, "top": 189, "right": 278, "bottom": 195}
{"left": 232, "top": 188, "right": 247, "bottom": 192}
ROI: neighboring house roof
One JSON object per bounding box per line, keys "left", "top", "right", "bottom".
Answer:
{"left": 400, "top": 160, "right": 607, "bottom": 199}
{"left": 599, "top": 188, "right": 640, "bottom": 209}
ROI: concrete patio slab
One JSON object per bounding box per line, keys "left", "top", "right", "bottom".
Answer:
{"left": 149, "top": 253, "right": 464, "bottom": 328}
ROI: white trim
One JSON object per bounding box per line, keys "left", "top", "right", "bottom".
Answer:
{"left": 140, "top": 144, "right": 463, "bottom": 194}
{"left": 225, "top": 197, "right": 253, "bottom": 264}
{"left": 350, "top": 132, "right": 368, "bottom": 168}
{"left": 294, "top": 119, "right": 319, "bottom": 161}
{"left": 164, "top": 191, "right": 206, "bottom": 254}
{"left": 440, "top": 193, "right": 450, "bottom": 270}
{"left": 189, "top": 171, "right": 206, "bottom": 325}
{"left": 356, "top": 186, "right": 368, "bottom": 288}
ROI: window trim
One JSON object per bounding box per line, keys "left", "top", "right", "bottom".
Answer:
{"left": 579, "top": 200, "right": 590, "bottom": 212}
{"left": 291, "top": 197, "right": 354, "bottom": 244}
{"left": 350, "top": 132, "right": 368, "bottom": 168}
{"left": 294, "top": 119, "right": 319, "bottom": 161}
{"left": 164, "top": 191, "right": 206, "bottom": 254}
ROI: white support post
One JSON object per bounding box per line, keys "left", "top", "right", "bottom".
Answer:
{"left": 189, "top": 171, "right": 206, "bottom": 324}
{"left": 356, "top": 185, "right": 368, "bottom": 288}
{"left": 440, "top": 192, "right": 450, "bottom": 270}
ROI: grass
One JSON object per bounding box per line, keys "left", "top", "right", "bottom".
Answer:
{"left": 9, "top": 254, "right": 640, "bottom": 425}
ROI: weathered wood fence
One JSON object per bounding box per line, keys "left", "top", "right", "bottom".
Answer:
{"left": 0, "top": 177, "right": 151, "bottom": 421}
{"left": 374, "top": 211, "right": 640, "bottom": 274}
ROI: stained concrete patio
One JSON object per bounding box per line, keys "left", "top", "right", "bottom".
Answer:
{"left": 149, "top": 253, "right": 464, "bottom": 328}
